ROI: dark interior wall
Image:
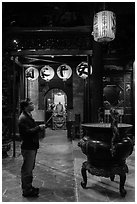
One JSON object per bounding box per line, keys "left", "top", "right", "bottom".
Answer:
{"left": 124, "top": 70, "right": 134, "bottom": 124}
{"left": 103, "top": 57, "right": 134, "bottom": 125}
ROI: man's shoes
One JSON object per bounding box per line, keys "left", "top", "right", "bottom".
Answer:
{"left": 22, "top": 188, "right": 39, "bottom": 197}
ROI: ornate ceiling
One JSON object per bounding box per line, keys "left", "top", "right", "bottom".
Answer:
{"left": 2, "top": 2, "right": 135, "bottom": 65}
{"left": 2, "top": 2, "right": 135, "bottom": 28}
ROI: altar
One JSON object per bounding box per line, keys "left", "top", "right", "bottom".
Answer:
{"left": 52, "top": 112, "right": 66, "bottom": 130}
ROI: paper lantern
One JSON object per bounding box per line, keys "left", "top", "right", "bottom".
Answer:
{"left": 40, "top": 65, "right": 55, "bottom": 81}
{"left": 76, "top": 62, "right": 92, "bottom": 79}
{"left": 93, "top": 10, "right": 116, "bottom": 42}
{"left": 25, "top": 67, "right": 39, "bottom": 80}
{"left": 57, "top": 64, "right": 72, "bottom": 81}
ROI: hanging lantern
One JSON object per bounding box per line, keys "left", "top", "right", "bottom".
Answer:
{"left": 76, "top": 62, "right": 92, "bottom": 79}
{"left": 57, "top": 64, "right": 72, "bottom": 81}
{"left": 40, "top": 65, "right": 55, "bottom": 81}
{"left": 25, "top": 67, "right": 39, "bottom": 80}
{"left": 93, "top": 10, "right": 116, "bottom": 42}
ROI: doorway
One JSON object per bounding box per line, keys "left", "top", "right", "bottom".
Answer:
{"left": 44, "top": 88, "right": 67, "bottom": 129}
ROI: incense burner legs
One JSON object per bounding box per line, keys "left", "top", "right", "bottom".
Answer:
{"left": 80, "top": 161, "right": 128, "bottom": 197}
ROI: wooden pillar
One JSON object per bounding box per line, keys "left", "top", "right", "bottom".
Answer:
{"left": 26, "top": 77, "right": 29, "bottom": 98}
{"left": 87, "top": 55, "right": 91, "bottom": 122}
{"left": 83, "top": 79, "right": 87, "bottom": 123}
{"left": 132, "top": 61, "right": 135, "bottom": 134}
{"left": 12, "top": 58, "right": 16, "bottom": 157}
{"left": 20, "top": 67, "right": 25, "bottom": 100}
{"left": 91, "top": 41, "right": 103, "bottom": 122}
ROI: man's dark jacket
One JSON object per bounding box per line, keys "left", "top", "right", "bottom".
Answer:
{"left": 18, "top": 111, "right": 41, "bottom": 150}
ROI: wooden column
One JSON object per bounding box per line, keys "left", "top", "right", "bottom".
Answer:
{"left": 87, "top": 55, "right": 91, "bottom": 122}
{"left": 26, "top": 77, "right": 29, "bottom": 98}
{"left": 133, "top": 62, "right": 135, "bottom": 126}
{"left": 83, "top": 79, "right": 87, "bottom": 123}
{"left": 20, "top": 66, "right": 25, "bottom": 100}
{"left": 12, "top": 58, "right": 16, "bottom": 157}
{"left": 91, "top": 41, "right": 103, "bottom": 122}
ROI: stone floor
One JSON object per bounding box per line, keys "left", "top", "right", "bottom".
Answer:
{"left": 2, "top": 128, "right": 135, "bottom": 202}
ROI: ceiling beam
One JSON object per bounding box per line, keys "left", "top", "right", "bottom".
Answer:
{"left": 11, "top": 49, "right": 93, "bottom": 56}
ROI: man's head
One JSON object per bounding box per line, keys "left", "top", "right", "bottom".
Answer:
{"left": 20, "top": 98, "right": 34, "bottom": 113}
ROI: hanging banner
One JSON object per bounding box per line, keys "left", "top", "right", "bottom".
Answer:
{"left": 76, "top": 62, "right": 92, "bottom": 79}
{"left": 25, "top": 67, "right": 39, "bottom": 80}
{"left": 40, "top": 65, "right": 55, "bottom": 81}
{"left": 57, "top": 64, "right": 72, "bottom": 81}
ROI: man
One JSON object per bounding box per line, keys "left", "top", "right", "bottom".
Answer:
{"left": 18, "top": 98, "right": 45, "bottom": 197}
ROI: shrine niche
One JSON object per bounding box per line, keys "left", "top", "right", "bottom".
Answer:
{"left": 44, "top": 88, "right": 67, "bottom": 130}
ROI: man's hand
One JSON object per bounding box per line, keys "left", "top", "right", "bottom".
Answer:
{"left": 39, "top": 124, "right": 46, "bottom": 130}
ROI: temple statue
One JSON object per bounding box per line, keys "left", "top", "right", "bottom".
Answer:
{"left": 55, "top": 102, "right": 64, "bottom": 115}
